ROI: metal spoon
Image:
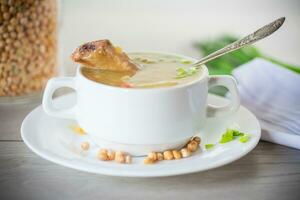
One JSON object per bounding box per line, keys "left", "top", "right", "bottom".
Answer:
{"left": 193, "top": 17, "right": 285, "bottom": 68}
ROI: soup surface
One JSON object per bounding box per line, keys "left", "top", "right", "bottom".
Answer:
{"left": 81, "top": 53, "right": 203, "bottom": 88}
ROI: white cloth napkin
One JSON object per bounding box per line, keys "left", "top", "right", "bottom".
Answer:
{"left": 232, "top": 58, "right": 300, "bottom": 149}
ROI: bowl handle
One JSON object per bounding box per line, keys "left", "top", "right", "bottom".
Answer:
{"left": 207, "top": 75, "right": 240, "bottom": 117}
{"left": 42, "top": 77, "right": 77, "bottom": 119}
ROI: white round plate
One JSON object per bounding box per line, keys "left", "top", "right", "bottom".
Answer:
{"left": 21, "top": 93, "right": 261, "bottom": 177}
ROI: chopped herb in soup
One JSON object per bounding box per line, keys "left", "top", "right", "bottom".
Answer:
{"left": 81, "top": 53, "right": 202, "bottom": 88}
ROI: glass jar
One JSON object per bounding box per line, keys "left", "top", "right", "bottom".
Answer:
{"left": 0, "top": 0, "right": 58, "bottom": 103}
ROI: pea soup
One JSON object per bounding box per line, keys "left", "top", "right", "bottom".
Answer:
{"left": 81, "top": 53, "right": 202, "bottom": 88}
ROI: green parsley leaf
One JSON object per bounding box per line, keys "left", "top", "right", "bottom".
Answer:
{"left": 205, "top": 144, "right": 215, "bottom": 149}
{"left": 175, "top": 67, "right": 198, "bottom": 79}
{"left": 180, "top": 59, "right": 193, "bottom": 64}
{"left": 239, "top": 135, "right": 251, "bottom": 143}
{"left": 219, "top": 129, "right": 234, "bottom": 143}
{"left": 176, "top": 67, "right": 187, "bottom": 76}
{"left": 232, "top": 129, "right": 244, "bottom": 137}
{"left": 189, "top": 67, "right": 197, "bottom": 75}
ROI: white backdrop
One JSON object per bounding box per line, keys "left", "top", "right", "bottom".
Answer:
{"left": 60, "top": 0, "right": 300, "bottom": 75}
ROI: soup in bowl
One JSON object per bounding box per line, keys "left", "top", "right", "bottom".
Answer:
{"left": 81, "top": 52, "right": 203, "bottom": 88}
{"left": 43, "top": 48, "right": 239, "bottom": 155}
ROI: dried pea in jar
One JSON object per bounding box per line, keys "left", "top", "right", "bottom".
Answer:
{"left": 0, "top": 0, "right": 58, "bottom": 102}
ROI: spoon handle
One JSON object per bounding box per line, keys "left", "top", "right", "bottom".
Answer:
{"left": 193, "top": 17, "right": 285, "bottom": 67}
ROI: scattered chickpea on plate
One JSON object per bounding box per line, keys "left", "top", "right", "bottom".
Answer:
{"left": 80, "top": 136, "right": 201, "bottom": 165}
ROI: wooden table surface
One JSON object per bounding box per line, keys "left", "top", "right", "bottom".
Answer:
{"left": 0, "top": 99, "right": 300, "bottom": 200}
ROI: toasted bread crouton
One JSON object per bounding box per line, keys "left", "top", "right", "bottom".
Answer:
{"left": 71, "top": 40, "right": 138, "bottom": 72}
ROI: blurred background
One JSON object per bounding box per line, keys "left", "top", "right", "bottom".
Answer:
{"left": 60, "top": 0, "right": 300, "bottom": 75}
{"left": 1, "top": 0, "right": 299, "bottom": 99}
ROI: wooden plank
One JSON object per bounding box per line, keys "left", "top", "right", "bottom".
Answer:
{"left": 0, "top": 141, "right": 299, "bottom": 200}
{"left": 0, "top": 91, "right": 69, "bottom": 141}
{"left": 0, "top": 100, "right": 41, "bottom": 141}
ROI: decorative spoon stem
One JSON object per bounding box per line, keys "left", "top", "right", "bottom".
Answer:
{"left": 193, "top": 17, "right": 285, "bottom": 68}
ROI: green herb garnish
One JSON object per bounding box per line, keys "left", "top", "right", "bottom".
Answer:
{"left": 232, "top": 130, "right": 244, "bottom": 137}
{"left": 180, "top": 59, "right": 193, "bottom": 64}
{"left": 204, "top": 129, "right": 250, "bottom": 151}
{"left": 219, "top": 129, "right": 234, "bottom": 143}
{"left": 205, "top": 144, "right": 215, "bottom": 149}
{"left": 239, "top": 134, "right": 251, "bottom": 143}
{"left": 219, "top": 129, "right": 247, "bottom": 144}
{"left": 176, "top": 67, "right": 187, "bottom": 77}
{"left": 176, "top": 67, "right": 198, "bottom": 79}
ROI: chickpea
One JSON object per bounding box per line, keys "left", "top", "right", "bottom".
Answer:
{"left": 157, "top": 152, "right": 164, "bottom": 161}
{"left": 80, "top": 141, "right": 90, "bottom": 151}
{"left": 10, "top": 18, "right": 17, "bottom": 25}
{"left": 30, "top": 12, "right": 37, "bottom": 20}
{"left": 9, "top": 7, "right": 15, "bottom": 14}
{"left": 7, "top": 25, "right": 14, "bottom": 32}
{"left": 107, "top": 150, "right": 115, "bottom": 160}
{"left": 3, "top": 13, "right": 10, "bottom": 20}
{"left": 98, "top": 149, "right": 109, "bottom": 161}
{"left": 144, "top": 157, "right": 155, "bottom": 164}
{"left": 2, "top": 32, "right": 9, "bottom": 39}
{"left": 163, "top": 150, "right": 174, "bottom": 160}
{"left": 0, "top": 27, "right": 4, "bottom": 34}
{"left": 147, "top": 152, "right": 157, "bottom": 161}
{"left": 0, "top": 41, "right": 4, "bottom": 48}
{"left": 9, "top": 32, "right": 17, "bottom": 39}
{"left": 8, "top": 0, "right": 14, "bottom": 6}
{"left": 192, "top": 136, "right": 201, "bottom": 144}
{"left": 115, "top": 151, "right": 126, "bottom": 164}
{"left": 20, "top": 17, "right": 28, "bottom": 25}
{"left": 172, "top": 150, "right": 182, "bottom": 159}
{"left": 181, "top": 148, "right": 191, "bottom": 158}
{"left": 5, "top": 38, "right": 12, "bottom": 45}
{"left": 187, "top": 140, "right": 199, "bottom": 152}
{"left": 4, "top": 45, "right": 10, "bottom": 52}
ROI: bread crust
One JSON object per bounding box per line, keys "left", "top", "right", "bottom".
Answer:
{"left": 71, "top": 39, "right": 138, "bottom": 72}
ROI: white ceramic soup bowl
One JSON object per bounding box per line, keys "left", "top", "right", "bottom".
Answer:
{"left": 43, "top": 52, "right": 240, "bottom": 155}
